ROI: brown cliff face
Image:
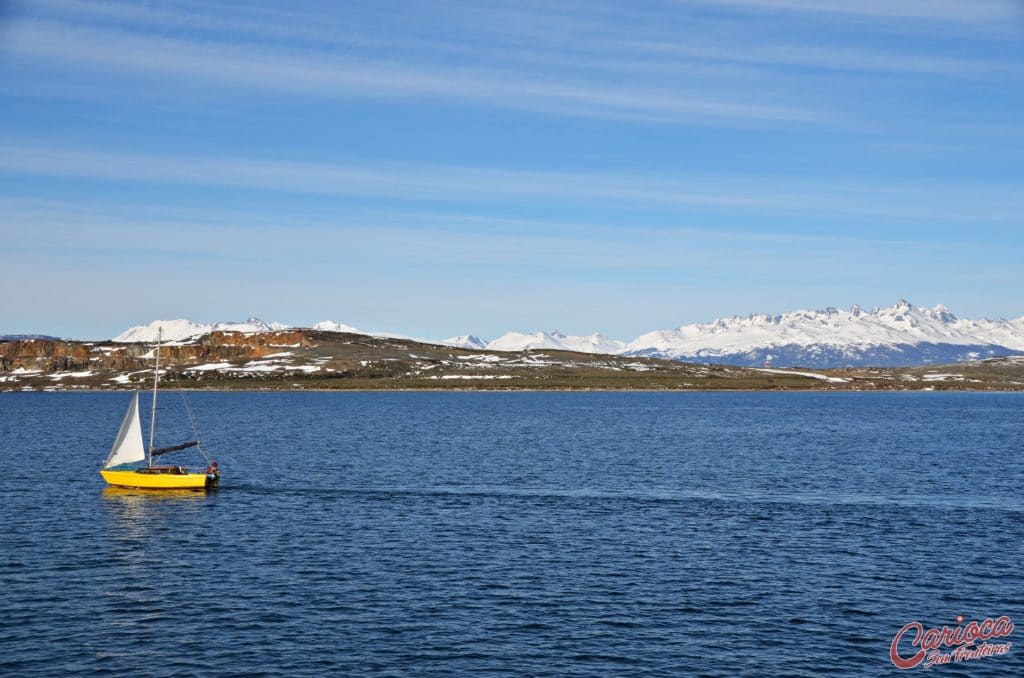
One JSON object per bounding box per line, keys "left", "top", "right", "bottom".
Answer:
{"left": 0, "top": 340, "right": 91, "bottom": 371}
{"left": 0, "top": 331, "right": 312, "bottom": 374}
{"left": 202, "top": 330, "right": 313, "bottom": 355}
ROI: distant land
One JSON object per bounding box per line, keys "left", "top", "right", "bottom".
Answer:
{"left": 0, "top": 334, "right": 61, "bottom": 341}
{"left": 4, "top": 301, "right": 1024, "bottom": 392}
{"left": 2, "top": 328, "right": 1023, "bottom": 392}
{"left": 98, "top": 299, "right": 1024, "bottom": 368}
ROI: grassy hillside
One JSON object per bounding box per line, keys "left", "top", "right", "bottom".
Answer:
{"left": 2, "top": 331, "right": 1023, "bottom": 392}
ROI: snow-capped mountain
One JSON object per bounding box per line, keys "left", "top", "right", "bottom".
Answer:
{"left": 468, "top": 301, "right": 1024, "bottom": 366}
{"left": 623, "top": 301, "right": 1024, "bottom": 367}
{"left": 444, "top": 335, "right": 489, "bottom": 350}
{"left": 113, "top": 317, "right": 399, "bottom": 343}
{"left": 486, "top": 331, "right": 627, "bottom": 354}
{"left": 113, "top": 317, "right": 290, "bottom": 343}
{"left": 107, "top": 301, "right": 1024, "bottom": 367}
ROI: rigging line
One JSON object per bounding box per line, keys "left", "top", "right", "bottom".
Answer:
{"left": 178, "top": 386, "right": 211, "bottom": 464}
{"left": 168, "top": 365, "right": 213, "bottom": 465}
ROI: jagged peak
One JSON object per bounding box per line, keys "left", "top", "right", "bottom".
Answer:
{"left": 928, "top": 304, "right": 956, "bottom": 323}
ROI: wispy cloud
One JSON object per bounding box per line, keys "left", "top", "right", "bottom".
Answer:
{"left": 2, "top": 144, "right": 1022, "bottom": 226}
{"left": 7, "top": 197, "right": 1020, "bottom": 259}
{"left": 24, "top": 0, "right": 1021, "bottom": 77}
{"left": 8, "top": 0, "right": 1019, "bottom": 136}
{"left": 676, "top": 0, "right": 1021, "bottom": 24}
{"left": 3, "top": 18, "right": 823, "bottom": 126}
{"left": 614, "top": 37, "right": 1020, "bottom": 77}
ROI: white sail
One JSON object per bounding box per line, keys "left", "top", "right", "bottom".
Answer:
{"left": 104, "top": 391, "right": 146, "bottom": 468}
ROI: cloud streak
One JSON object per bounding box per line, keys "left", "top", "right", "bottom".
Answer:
{"left": 8, "top": 1, "right": 1019, "bottom": 136}
{"left": 1, "top": 144, "right": 1022, "bottom": 225}
{"left": 6, "top": 197, "right": 1020, "bottom": 259}
{"left": 675, "top": 0, "right": 1020, "bottom": 24}
{"left": 4, "top": 19, "right": 824, "bottom": 126}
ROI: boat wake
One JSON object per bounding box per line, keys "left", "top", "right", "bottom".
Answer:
{"left": 223, "top": 483, "right": 1024, "bottom": 513}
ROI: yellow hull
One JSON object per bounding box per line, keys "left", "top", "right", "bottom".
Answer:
{"left": 100, "top": 469, "right": 217, "bottom": 490}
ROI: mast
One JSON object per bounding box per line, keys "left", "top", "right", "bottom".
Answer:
{"left": 148, "top": 327, "right": 161, "bottom": 467}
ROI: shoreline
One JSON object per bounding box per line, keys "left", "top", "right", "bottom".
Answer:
{"left": 5, "top": 386, "right": 1024, "bottom": 394}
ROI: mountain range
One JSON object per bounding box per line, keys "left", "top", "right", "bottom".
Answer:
{"left": 107, "top": 300, "right": 1024, "bottom": 368}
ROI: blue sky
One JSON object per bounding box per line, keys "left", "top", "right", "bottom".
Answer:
{"left": 2, "top": 0, "right": 1023, "bottom": 340}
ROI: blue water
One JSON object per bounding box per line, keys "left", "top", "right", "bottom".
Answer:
{"left": 1, "top": 392, "right": 1021, "bottom": 676}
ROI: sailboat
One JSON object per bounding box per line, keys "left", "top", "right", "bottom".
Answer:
{"left": 99, "top": 329, "right": 220, "bottom": 490}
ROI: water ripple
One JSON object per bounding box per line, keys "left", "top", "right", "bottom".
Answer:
{"left": 1, "top": 391, "right": 1021, "bottom": 676}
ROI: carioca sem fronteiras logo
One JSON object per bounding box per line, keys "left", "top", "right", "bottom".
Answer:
{"left": 890, "top": 615, "right": 1014, "bottom": 669}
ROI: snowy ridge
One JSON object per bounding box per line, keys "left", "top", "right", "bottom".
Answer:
{"left": 113, "top": 317, "right": 289, "bottom": 343}
{"left": 627, "top": 301, "right": 1024, "bottom": 354}
{"left": 622, "top": 301, "right": 1024, "bottom": 367}
{"left": 312, "top": 320, "right": 423, "bottom": 342}
{"left": 486, "top": 331, "right": 627, "bottom": 354}
{"left": 109, "top": 301, "right": 1024, "bottom": 367}
{"left": 311, "top": 320, "right": 368, "bottom": 335}
{"left": 478, "top": 301, "right": 1024, "bottom": 366}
